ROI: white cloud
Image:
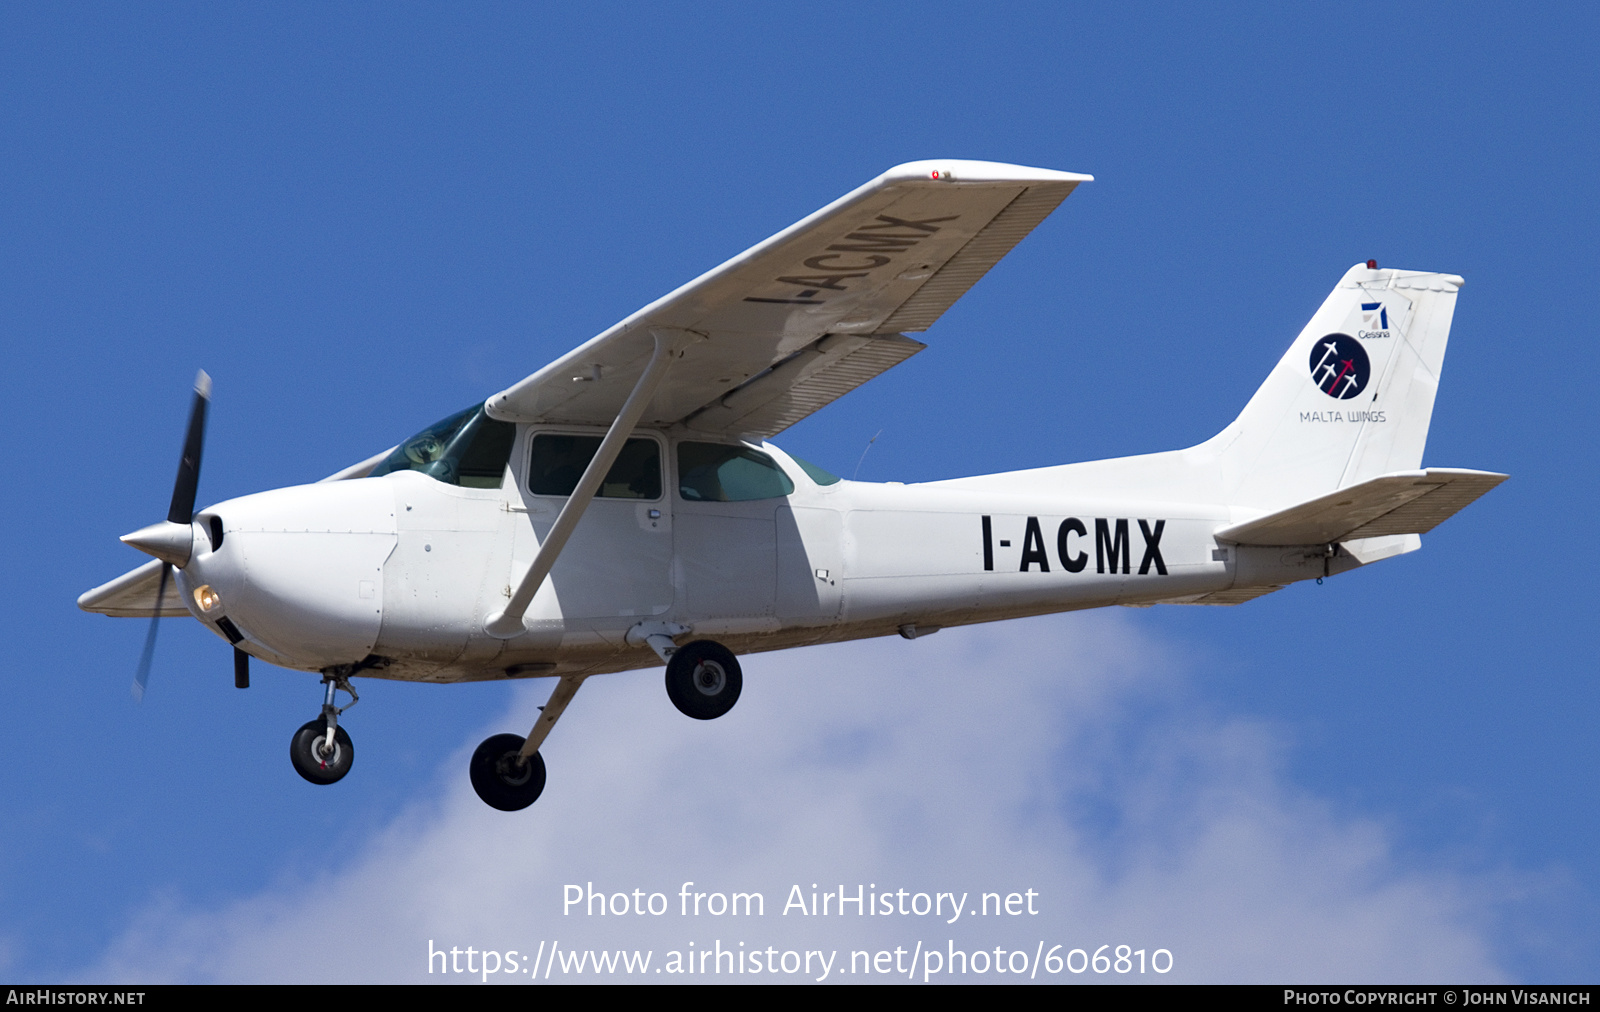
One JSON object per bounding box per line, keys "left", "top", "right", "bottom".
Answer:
{"left": 90, "top": 613, "right": 1509, "bottom": 983}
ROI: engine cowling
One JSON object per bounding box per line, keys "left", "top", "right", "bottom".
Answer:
{"left": 180, "top": 479, "right": 398, "bottom": 670}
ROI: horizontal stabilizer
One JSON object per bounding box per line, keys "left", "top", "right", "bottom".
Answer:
{"left": 78, "top": 559, "right": 190, "bottom": 618}
{"left": 1215, "top": 468, "right": 1507, "bottom": 546}
{"left": 1167, "top": 584, "right": 1286, "bottom": 606}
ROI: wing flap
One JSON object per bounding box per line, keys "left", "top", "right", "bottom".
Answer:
{"left": 1216, "top": 468, "right": 1507, "bottom": 546}
{"left": 685, "top": 332, "right": 926, "bottom": 437}
{"left": 488, "top": 161, "right": 1090, "bottom": 434}
{"left": 78, "top": 559, "right": 190, "bottom": 618}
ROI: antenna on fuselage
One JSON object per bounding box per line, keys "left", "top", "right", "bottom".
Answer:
{"left": 853, "top": 429, "right": 883, "bottom": 481}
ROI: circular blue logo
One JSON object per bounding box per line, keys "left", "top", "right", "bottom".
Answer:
{"left": 1308, "top": 333, "right": 1370, "bottom": 400}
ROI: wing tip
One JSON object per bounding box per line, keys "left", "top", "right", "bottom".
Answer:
{"left": 881, "top": 159, "right": 1093, "bottom": 185}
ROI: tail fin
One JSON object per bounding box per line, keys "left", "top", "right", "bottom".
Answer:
{"left": 1205, "top": 263, "right": 1463, "bottom": 511}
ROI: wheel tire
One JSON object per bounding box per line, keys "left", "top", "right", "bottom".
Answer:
{"left": 290, "top": 719, "right": 354, "bottom": 785}
{"left": 664, "top": 640, "right": 742, "bottom": 720}
{"left": 470, "top": 733, "right": 547, "bottom": 812}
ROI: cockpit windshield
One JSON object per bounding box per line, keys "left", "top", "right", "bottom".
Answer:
{"left": 370, "top": 402, "right": 516, "bottom": 489}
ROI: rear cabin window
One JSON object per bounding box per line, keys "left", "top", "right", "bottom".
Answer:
{"left": 789, "top": 454, "right": 842, "bottom": 486}
{"left": 528, "top": 435, "right": 662, "bottom": 499}
{"left": 677, "top": 442, "right": 796, "bottom": 502}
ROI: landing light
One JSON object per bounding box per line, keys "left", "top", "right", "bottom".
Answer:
{"left": 194, "top": 584, "right": 220, "bottom": 613}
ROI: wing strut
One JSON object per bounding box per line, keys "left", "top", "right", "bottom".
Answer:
{"left": 484, "top": 328, "right": 689, "bottom": 639}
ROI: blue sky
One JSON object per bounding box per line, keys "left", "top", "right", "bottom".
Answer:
{"left": 1, "top": 3, "right": 1595, "bottom": 982}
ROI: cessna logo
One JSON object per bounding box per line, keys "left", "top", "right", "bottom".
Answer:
{"left": 743, "top": 214, "right": 956, "bottom": 305}
{"left": 981, "top": 515, "right": 1167, "bottom": 576}
{"left": 1309, "top": 333, "right": 1371, "bottom": 400}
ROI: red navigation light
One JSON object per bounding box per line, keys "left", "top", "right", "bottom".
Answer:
{"left": 1366, "top": 259, "right": 1378, "bottom": 269}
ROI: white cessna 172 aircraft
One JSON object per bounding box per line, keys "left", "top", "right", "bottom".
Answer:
{"left": 81, "top": 160, "right": 1504, "bottom": 811}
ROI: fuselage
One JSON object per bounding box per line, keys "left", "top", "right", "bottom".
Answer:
{"left": 171, "top": 425, "right": 1349, "bottom": 684}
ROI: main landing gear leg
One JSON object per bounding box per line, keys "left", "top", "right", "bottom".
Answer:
{"left": 290, "top": 674, "right": 358, "bottom": 785}
{"left": 470, "top": 674, "right": 584, "bottom": 812}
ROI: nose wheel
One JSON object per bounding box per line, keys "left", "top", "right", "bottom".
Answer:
{"left": 291, "top": 720, "right": 353, "bottom": 784}
{"left": 290, "top": 673, "right": 358, "bottom": 785}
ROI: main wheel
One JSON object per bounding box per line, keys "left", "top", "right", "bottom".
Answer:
{"left": 290, "top": 719, "right": 354, "bottom": 785}
{"left": 664, "top": 640, "right": 742, "bottom": 720}
{"left": 470, "top": 733, "right": 547, "bottom": 811}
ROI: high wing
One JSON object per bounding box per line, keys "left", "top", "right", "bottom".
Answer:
{"left": 78, "top": 558, "right": 188, "bottom": 618}
{"left": 487, "top": 160, "right": 1091, "bottom": 438}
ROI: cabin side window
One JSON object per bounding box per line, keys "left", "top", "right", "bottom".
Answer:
{"left": 527, "top": 434, "right": 662, "bottom": 499}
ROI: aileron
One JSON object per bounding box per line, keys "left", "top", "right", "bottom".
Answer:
{"left": 880, "top": 182, "right": 1078, "bottom": 332}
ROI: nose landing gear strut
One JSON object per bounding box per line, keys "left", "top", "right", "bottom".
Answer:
{"left": 290, "top": 673, "right": 359, "bottom": 785}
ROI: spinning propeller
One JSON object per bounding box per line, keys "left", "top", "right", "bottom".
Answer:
{"left": 121, "top": 370, "right": 210, "bottom": 702}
